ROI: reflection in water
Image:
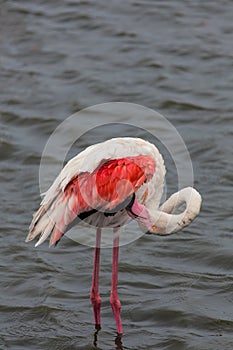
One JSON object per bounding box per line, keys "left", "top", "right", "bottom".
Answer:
{"left": 93, "top": 327, "right": 100, "bottom": 348}
{"left": 115, "top": 334, "right": 124, "bottom": 350}
{"left": 93, "top": 329, "right": 124, "bottom": 349}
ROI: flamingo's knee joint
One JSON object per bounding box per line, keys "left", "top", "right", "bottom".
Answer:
{"left": 110, "top": 294, "right": 121, "bottom": 310}
{"left": 90, "top": 290, "right": 102, "bottom": 306}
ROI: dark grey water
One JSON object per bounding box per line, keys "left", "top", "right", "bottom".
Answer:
{"left": 1, "top": 0, "right": 233, "bottom": 349}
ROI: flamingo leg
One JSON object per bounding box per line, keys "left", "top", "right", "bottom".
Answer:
{"left": 110, "top": 228, "right": 123, "bottom": 335}
{"left": 90, "top": 228, "right": 102, "bottom": 331}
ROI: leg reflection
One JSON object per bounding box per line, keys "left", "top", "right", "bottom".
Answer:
{"left": 93, "top": 325, "right": 101, "bottom": 348}
{"left": 115, "top": 334, "right": 124, "bottom": 350}
{"left": 93, "top": 329, "right": 124, "bottom": 349}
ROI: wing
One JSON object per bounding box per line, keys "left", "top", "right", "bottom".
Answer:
{"left": 26, "top": 154, "right": 156, "bottom": 247}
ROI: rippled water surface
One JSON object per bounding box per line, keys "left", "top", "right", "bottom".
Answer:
{"left": 1, "top": 1, "right": 233, "bottom": 349}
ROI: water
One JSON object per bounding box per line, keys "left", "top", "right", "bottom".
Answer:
{"left": 1, "top": 0, "right": 233, "bottom": 349}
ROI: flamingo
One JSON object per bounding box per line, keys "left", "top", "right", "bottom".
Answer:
{"left": 26, "top": 137, "right": 202, "bottom": 335}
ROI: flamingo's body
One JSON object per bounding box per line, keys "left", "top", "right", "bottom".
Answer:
{"left": 26, "top": 137, "right": 202, "bottom": 335}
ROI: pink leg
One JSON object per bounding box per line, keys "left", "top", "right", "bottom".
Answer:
{"left": 90, "top": 228, "right": 102, "bottom": 330}
{"left": 110, "top": 228, "right": 123, "bottom": 335}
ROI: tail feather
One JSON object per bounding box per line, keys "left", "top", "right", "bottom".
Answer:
{"left": 28, "top": 205, "right": 46, "bottom": 234}
{"left": 35, "top": 220, "right": 55, "bottom": 247}
{"left": 26, "top": 190, "right": 80, "bottom": 247}
{"left": 49, "top": 225, "right": 64, "bottom": 247}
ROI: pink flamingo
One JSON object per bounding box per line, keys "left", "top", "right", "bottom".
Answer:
{"left": 26, "top": 137, "right": 201, "bottom": 335}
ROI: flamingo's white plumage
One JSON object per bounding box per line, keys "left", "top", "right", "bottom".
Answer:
{"left": 26, "top": 137, "right": 202, "bottom": 335}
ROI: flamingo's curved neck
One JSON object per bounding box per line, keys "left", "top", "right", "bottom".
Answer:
{"left": 131, "top": 187, "right": 202, "bottom": 235}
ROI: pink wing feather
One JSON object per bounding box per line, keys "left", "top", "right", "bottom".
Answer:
{"left": 26, "top": 155, "right": 156, "bottom": 247}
